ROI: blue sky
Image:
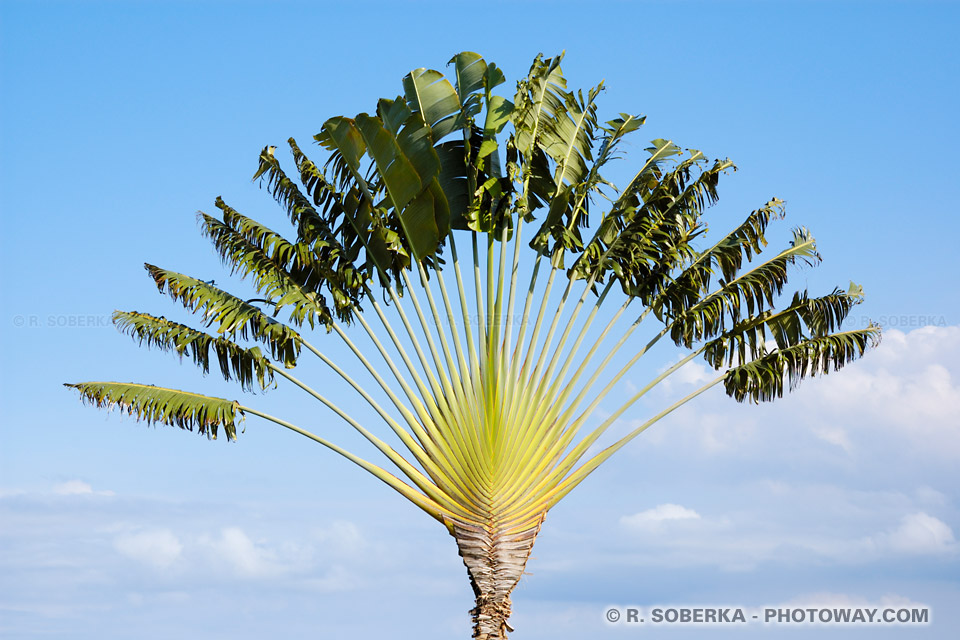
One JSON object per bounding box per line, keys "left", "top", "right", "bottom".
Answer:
{"left": 1, "top": 1, "right": 958, "bottom": 638}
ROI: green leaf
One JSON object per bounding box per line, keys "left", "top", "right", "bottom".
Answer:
{"left": 569, "top": 146, "right": 725, "bottom": 299}
{"left": 403, "top": 67, "right": 463, "bottom": 141}
{"left": 513, "top": 53, "right": 567, "bottom": 158}
{"left": 144, "top": 264, "right": 303, "bottom": 366}
{"left": 65, "top": 382, "right": 242, "bottom": 441}
{"left": 724, "top": 326, "right": 882, "bottom": 403}
{"left": 317, "top": 116, "right": 366, "bottom": 171}
{"left": 449, "top": 51, "right": 487, "bottom": 106}
{"left": 702, "top": 287, "right": 864, "bottom": 369}
{"left": 481, "top": 93, "right": 512, "bottom": 153}
{"left": 436, "top": 138, "right": 473, "bottom": 229}
{"left": 200, "top": 208, "right": 336, "bottom": 329}
{"left": 354, "top": 113, "right": 449, "bottom": 259}
{"left": 655, "top": 198, "right": 786, "bottom": 323}
{"left": 667, "top": 227, "right": 821, "bottom": 347}
{"left": 113, "top": 311, "right": 276, "bottom": 389}
{"left": 377, "top": 96, "right": 412, "bottom": 135}
{"left": 287, "top": 138, "right": 399, "bottom": 287}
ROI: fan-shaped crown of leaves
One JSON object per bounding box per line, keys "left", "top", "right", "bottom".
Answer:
{"left": 67, "top": 51, "right": 879, "bottom": 640}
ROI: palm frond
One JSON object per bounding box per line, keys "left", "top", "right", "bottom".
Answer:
{"left": 565, "top": 112, "right": 645, "bottom": 215}
{"left": 529, "top": 84, "right": 603, "bottom": 264}
{"left": 513, "top": 53, "right": 567, "bottom": 215}
{"left": 64, "top": 382, "right": 241, "bottom": 440}
{"left": 724, "top": 325, "right": 882, "bottom": 403}
{"left": 667, "top": 227, "right": 820, "bottom": 347}
{"left": 252, "top": 145, "right": 337, "bottom": 245}
{"left": 613, "top": 138, "right": 685, "bottom": 208}
{"left": 551, "top": 139, "right": 691, "bottom": 279}
{"left": 702, "top": 283, "right": 863, "bottom": 369}
{"left": 478, "top": 62, "right": 512, "bottom": 168}
{"left": 595, "top": 113, "right": 646, "bottom": 168}
{"left": 513, "top": 53, "right": 568, "bottom": 157}
{"left": 287, "top": 138, "right": 407, "bottom": 288}
{"left": 449, "top": 51, "right": 487, "bottom": 116}
{"left": 436, "top": 135, "right": 478, "bottom": 230}
{"left": 315, "top": 115, "right": 369, "bottom": 192}
{"left": 545, "top": 85, "right": 602, "bottom": 189}
{"left": 200, "top": 207, "right": 335, "bottom": 328}
{"left": 113, "top": 311, "right": 275, "bottom": 391}
{"left": 655, "top": 198, "right": 786, "bottom": 320}
{"left": 353, "top": 112, "right": 450, "bottom": 260}
{"left": 403, "top": 67, "right": 463, "bottom": 141}
{"left": 144, "top": 264, "right": 302, "bottom": 366}
{"left": 573, "top": 153, "right": 734, "bottom": 299}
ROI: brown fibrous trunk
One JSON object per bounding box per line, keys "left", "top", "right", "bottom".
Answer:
{"left": 449, "top": 515, "right": 545, "bottom": 639}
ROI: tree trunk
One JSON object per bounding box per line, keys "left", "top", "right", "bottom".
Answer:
{"left": 450, "top": 515, "right": 545, "bottom": 639}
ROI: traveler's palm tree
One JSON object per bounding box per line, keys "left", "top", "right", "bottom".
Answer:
{"left": 67, "top": 52, "right": 879, "bottom": 639}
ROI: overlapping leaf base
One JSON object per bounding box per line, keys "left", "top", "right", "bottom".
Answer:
{"left": 450, "top": 516, "right": 545, "bottom": 639}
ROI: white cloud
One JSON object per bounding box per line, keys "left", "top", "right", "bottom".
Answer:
{"left": 312, "top": 520, "right": 365, "bottom": 555}
{"left": 582, "top": 482, "right": 960, "bottom": 573}
{"left": 53, "top": 480, "right": 114, "bottom": 496}
{"left": 865, "top": 512, "right": 958, "bottom": 555}
{"left": 621, "top": 503, "right": 702, "bottom": 531}
{"left": 811, "top": 423, "right": 853, "bottom": 453}
{"left": 114, "top": 529, "right": 183, "bottom": 569}
{"left": 870, "top": 325, "right": 960, "bottom": 367}
{"left": 625, "top": 404, "right": 759, "bottom": 454}
{"left": 200, "top": 527, "right": 282, "bottom": 578}
{"left": 672, "top": 360, "right": 713, "bottom": 386}
{"left": 627, "top": 324, "right": 960, "bottom": 463}
{"left": 54, "top": 480, "right": 93, "bottom": 495}
{"left": 193, "top": 522, "right": 364, "bottom": 583}
{"left": 800, "top": 325, "right": 960, "bottom": 457}
{"left": 914, "top": 486, "right": 950, "bottom": 506}
{"left": 653, "top": 357, "right": 713, "bottom": 391}
{"left": 297, "top": 565, "right": 361, "bottom": 593}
